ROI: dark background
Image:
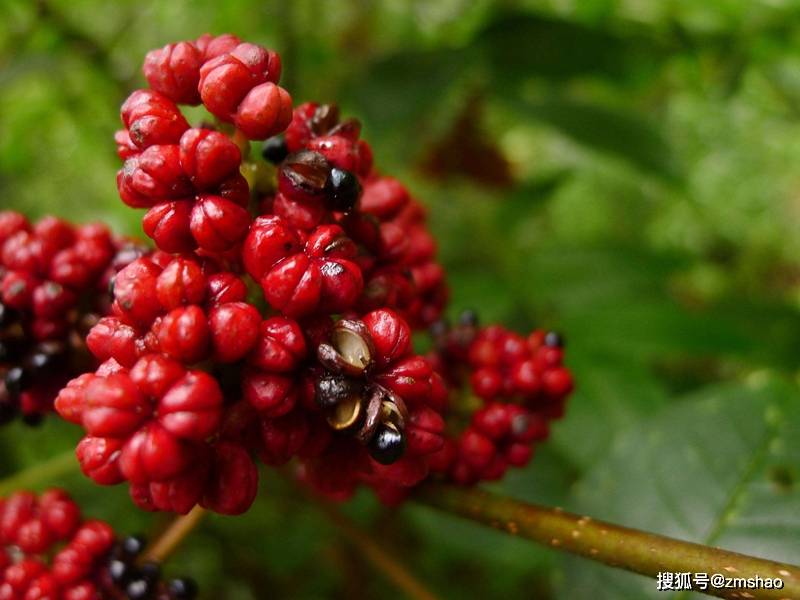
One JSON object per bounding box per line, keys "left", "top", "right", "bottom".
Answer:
{"left": 1, "top": 1, "right": 799, "bottom": 598}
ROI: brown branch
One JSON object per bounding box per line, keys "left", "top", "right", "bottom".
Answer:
{"left": 143, "top": 505, "right": 207, "bottom": 564}
{"left": 312, "top": 499, "right": 442, "bottom": 600}
{"left": 416, "top": 483, "right": 800, "bottom": 600}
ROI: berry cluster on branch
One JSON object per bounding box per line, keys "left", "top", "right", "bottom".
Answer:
{"left": 0, "top": 488, "right": 195, "bottom": 600}
{"left": 44, "top": 32, "right": 575, "bottom": 516}
{"left": 0, "top": 213, "right": 145, "bottom": 427}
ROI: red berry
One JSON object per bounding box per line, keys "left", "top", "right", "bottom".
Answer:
{"left": 248, "top": 316, "right": 306, "bottom": 372}
{"left": 143, "top": 41, "right": 203, "bottom": 105}
{"left": 234, "top": 82, "right": 293, "bottom": 140}
{"left": 209, "top": 302, "right": 261, "bottom": 363}
{"left": 86, "top": 317, "right": 140, "bottom": 367}
{"left": 360, "top": 177, "right": 409, "bottom": 220}
{"left": 82, "top": 374, "right": 149, "bottom": 437}
{"left": 143, "top": 201, "right": 195, "bottom": 253}
{"left": 76, "top": 435, "right": 126, "bottom": 485}
{"left": 55, "top": 374, "right": 94, "bottom": 425}
{"left": 156, "top": 258, "right": 206, "bottom": 310}
{"left": 201, "top": 442, "right": 258, "bottom": 515}
{"left": 179, "top": 128, "right": 242, "bottom": 189}
{"left": 243, "top": 371, "right": 296, "bottom": 416}
{"left": 206, "top": 272, "right": 247, "bottom": 306}
{"left": 157, "top": 370, "right": 223, "bottom": 440}
{"left": 198, "top": 43, "right": 281, "bottom": 122}
{"left": 129, "top": 354, "right": 185, "bottom": 398}
{"left": 189, "top": 194, "right": 251, "bottom": 252}
{"left": 460, "top": 429, "right": 495, "bottom": 472}
{"left": 119, "top": 422, "right": 194, "bottom": 483}
{"left": 121, "top": 89, "right": 189, "bottom": 150}
{"left": 470, "top": 367, "right": 503, "bottom": 400}
{"left": 112, "top": 258, "right": 163, "bottom": 327}
{"left": 195, "top": 33, "right": 241, "bottom": 61}
{"left": 155, "top": 305, "right": 211, "bottom": 364}
{"left": 243, "top": 215, "right": 301, "bottom": 280}
{"left": 117, "top": 145, "right": 191, "bottom": 208}
{"left": 362, "top": 309, "right": 411, "bottom": 368}
{"left": 71, "top": 520, "right": 114, "bottom": 556}
{"left": 16, "top": 518, "right": 52, "bottom": 554}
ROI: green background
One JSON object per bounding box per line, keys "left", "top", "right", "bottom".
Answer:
{"left": 1, "top": 0, "right": 799, "bottom": 598}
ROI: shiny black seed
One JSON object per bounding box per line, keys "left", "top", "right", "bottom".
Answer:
{"left": 168, "top": 577, "right": 198, "bottom": 600}
{"left": 368, "top": 423, "right": 405, "bottom": 465}
{"left": 315, "top": 374, "right": 356, "bottom": 410}
{"left": 4, "top": 367, "right": 28, "bottom": 397}
{"left": 126, "top": 577, "right": 154, "bottom": 599}
{"left": 261, "top": 135, "right": 288, "bottom": 164}
{"left": 121, "top": 535, "right": 147, "bottom": 558}
{"left": 458, "top": 309, "right": 479, "bottom": 327}
{"left": 109, "top": 558, "right": 132, "bottom": 585}
{"left": 325, "top": 168, "right": 361, "bottom": 212}
{"left": 544, "top": 331, "right": 564, "bottom": 348}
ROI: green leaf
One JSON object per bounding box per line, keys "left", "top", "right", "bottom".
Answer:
{"left": 503, "top": 97, "right": 681, "bottom": 181}
{"left": 557, "top": 377, "right": 800, "bottom": 599}
{"left": 476, "top": 11, "right": 666, "bottom": 85}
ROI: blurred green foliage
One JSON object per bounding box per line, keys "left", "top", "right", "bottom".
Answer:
{"left": 2, "top": 0, "right": 800, "bottom": 598}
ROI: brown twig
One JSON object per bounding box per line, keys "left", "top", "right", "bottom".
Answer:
{"left": 143, "top": 505, "right": 207, "bottom": 564}
{"left": 312, "top": 499, "right": 442, "bottom": 600}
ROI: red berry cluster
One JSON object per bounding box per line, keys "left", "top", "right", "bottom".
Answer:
{"left": 0, "top": 488, "right": 196, "bottom": 599}
{"left": 56, "top": 254, "right": 258, "bottom": 515}
{"left": 0, "top": 212, "right": 143, "bottom": 426}
{"left": 50, "top": 33, "right": 575, "bottom": 515}
{"left": 116, "top": 32, "right": 292, "bottom": 255}
{"left": 426, "top": 315, "right": 574, "bottom": 485}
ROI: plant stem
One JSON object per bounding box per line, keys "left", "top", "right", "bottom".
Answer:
{"left": 313, "top": 499, "right": 442, "bottom": 600}
{"left": 416, "top": 483, "right": 800, "bottom": 600}
{"left": 0, "top": 450, "right": 78, "bottom": 496}
{"left": 143, "top": 505, "right": 207, "bottom": 564}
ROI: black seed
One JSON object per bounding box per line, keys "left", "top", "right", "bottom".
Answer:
{"left": 121, "top": 535, "right": 147, "bottom": 558}
{"left": 109, "top": 558, "right": 133, "bottom": 585}
{"left": 458, "top": 309, "right": 479, "bottom": 327}
{"left": 315, "top": 374, "right": 355, "bottom": 410}
{"left": 544, "top": 331, "right": 564, "bottom": 348}
{"left": 4, "top": 367, "right": 28, "bottom": 397}
{"left": 261, "top": 135, "right": 288, "bottom": 164}
{"left": 126, "top": 577, "right": 154, "bottom": 599}
{"left": 325, "top": 168, "right": 361, "bottom": 212}
{"left": 25, "top": 342, "right": 66, "bottom": 374}
{"left": 428, "top": 319, "right": 449, "bottom": 339}
{"left": 168, "top": 577, "right": 198, "bottom": 600}
{"left": 368, "top": 423, "right": 405, "bottom": 465}
{"left": 140, "top": 561, "right": 161, "bottom": 582}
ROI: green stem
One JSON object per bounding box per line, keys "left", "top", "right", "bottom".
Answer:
{"left": 416, "top": 483, "right": 800, "bottom": 600}
{"left": 0, "top": 450, "right": 78, "bottom": 496}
